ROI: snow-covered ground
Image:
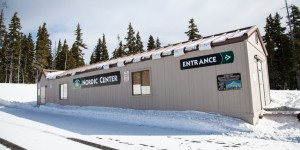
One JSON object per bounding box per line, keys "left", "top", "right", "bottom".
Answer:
{"left": 269, "top": 90, "right": 300, "bottom": 108}
{"left": 0, "top": 83, "right": 300, "bottom": 149}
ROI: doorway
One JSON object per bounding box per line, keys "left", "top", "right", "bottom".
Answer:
{"left": 41, "top": 86, "right": 46, "bottom": 104}
{"left": 257, "top": 60, "right": 266, "bottom": 109}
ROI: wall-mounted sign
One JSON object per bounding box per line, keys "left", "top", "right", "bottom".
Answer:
{"left": 124, "top": 71, "right": 129, "bottom": 82}
{"left": 73, "top": 71, "right": 121, "bottom": 89}
{"left": 180, "top": 51, "right": 234, "bottom": 70}
{"left": 217, "top": 73, "right": 242, "bottom": 91}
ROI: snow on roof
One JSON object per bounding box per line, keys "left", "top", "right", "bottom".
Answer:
{"left": 47, "top": 26, "right": 259, "bottom": 80}
{"left": 46, "top": 71, "right": 66, "bottom": 79}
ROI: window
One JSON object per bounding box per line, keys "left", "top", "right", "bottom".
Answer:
{"left": 132, "top": 70, "right": 151, "bottom": 95}
{"left": 60, "top": 83, "right": 68, "bottom": 100}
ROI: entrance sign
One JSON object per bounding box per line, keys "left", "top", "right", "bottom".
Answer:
{"left": 180, "top": 51, "right": 234, "bottom": 70}
{"left": 73, "top": 71, "right": 121, "bottom": 89}
{"left": 217, "top": 73, "right": 242, "bottom": 91}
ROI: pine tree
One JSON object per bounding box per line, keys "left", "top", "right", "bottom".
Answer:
{"left": 100, "top": 34, "right": 109, "bottom": 61}
{"left": 124, "top": 23, "right": 136, "bottom": 55}
{"left": 90, "top": 38, "right": 101, "bottom": 64}
{"left": 66, "top": 47, "right": 75, "bottom": 70}
{"left": 0, "top": 9, "right": 5, "bottom": 48}
{"left": 289, "top": 5, "right": 300, "bottom": 89}
{"left": 54, "top": 40, "right": 62, "bottom": 70}
{"left": 265, "top": 15, "right": 276, "bottom": 89}
{"left": 274, "top": 13, "right": 295, "bottom": 89}
{"left": 185, "top": 18, "right": 201, "bottom": 40}
{"left": 147, "top": 35, "right": 156, "bottom": 50}
{"left": 56, "top": 39, "right": 70, "bottom": 70}
{"left": 20, "top": 33, "right": 34, "bottom": 83}
{"left": 6, "top": 12, "right": 22, "bottom": 83}
{"left": 264, "top": 13, "right": 294, "bottom": 89}
{"left": 35, "top": 23, "right": 52, "bottom": 73}
{"left": 25, "top": 33, "right": 35, "bottom": 83}
{"left": 111, "top": 35, "right": 125, "bottom": 59}
{"left": 89, "top": 52, "right": 95, "bottom": 64}
{"left": 135, "top": 32, "right": 144, "bottom": 53}
{"left": 2, "top": 35, "right": 9, "bottom": 82}
{"left": 71, "top": 23, "right": 87, "bottom": 67}
{"left": 156, "top": 37, "right": 161, "bottom": 48}
{"left": 0, "top": 9, "right": 7, "bottom": 82}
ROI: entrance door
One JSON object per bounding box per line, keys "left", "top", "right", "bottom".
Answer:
{"left": 257, "top": 61, "right": 266, "bottom": 109}
{"left": 41, "top": 86, "right": 46, "bottom": 104}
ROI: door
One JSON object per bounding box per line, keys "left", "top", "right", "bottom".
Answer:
{"left": 41, "top": 86, "right": 46, "bottom": 104}
{"left": 257, "top": 61, "right": 266, "bottom": 109}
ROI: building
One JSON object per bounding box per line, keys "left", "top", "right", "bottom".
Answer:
{"left": 38, "top": 26, "right": 270, "bottom": 125}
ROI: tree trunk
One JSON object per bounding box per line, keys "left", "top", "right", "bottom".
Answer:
{"left": 9, "top": 60, "right": 13, "bottom": 83}
{"left": 297, "top": 68, "right": 300, "bottom": 90}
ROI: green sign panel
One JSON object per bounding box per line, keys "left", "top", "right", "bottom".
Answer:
{"left": 220, "top": 51, "right": 234, "bottom": 64}
{"left": 180, "top": 51, "right": 234, "bottom": 70}
{"left": 73, "top": 71, "right": 121, "bottom": 89}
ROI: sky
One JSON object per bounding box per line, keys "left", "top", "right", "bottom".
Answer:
{"left": 2, "top": 0, "right": 299, "bottom": 64}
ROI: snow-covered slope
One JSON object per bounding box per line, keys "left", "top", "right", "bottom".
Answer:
{"left": 0, "top": 84, "right": 300, "bottom": 150}
{"left": 0, "top": 83, "right": 36, "bottom": 102}
{"left": 269, "top": 90, "right": 300, "bottom": 108}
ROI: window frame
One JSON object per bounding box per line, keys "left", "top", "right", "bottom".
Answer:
{"left": 131, "top": 69, "right": 151, "bottom": 96}
{"left": 59, "top": 83, "right": 68, "bottom": 100}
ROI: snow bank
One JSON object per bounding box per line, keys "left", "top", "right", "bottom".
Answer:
{"left": 1, "top": 84, "right": 300, "bottom": 139}
{"left": 268, "top": 90, "right": 300, "bottom": 108}
{"left": 0, "top": 83, "right": 253, "bottom": 133}
{"left": 0, "top": 83, "right": 36, "bottom": 102}
{"left": 0, "top": 84, "right": 252, "bottom": 133}
{"left": 0, "top": 99, "right": 253, "bottom": 134}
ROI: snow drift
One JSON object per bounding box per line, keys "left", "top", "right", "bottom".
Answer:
{"left": 0, "top": 83, "right": 252, "bottom": 134}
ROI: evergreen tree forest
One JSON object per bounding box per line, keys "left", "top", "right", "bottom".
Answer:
{"left": 0, "top": 9, "right": 164, "bottom": 84}
{"left": 264, "top": 5, "right": 300, "bottom": 90}
{"left": 0, "top": 10, "right": 91, "bottom": 83}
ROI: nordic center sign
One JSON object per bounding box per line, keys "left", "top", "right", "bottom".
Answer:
{"left": 180, "top": 51, "right": 234, "bottom": 70}
{"left": 73, "top": 71, "right": 121, "bottom": 89}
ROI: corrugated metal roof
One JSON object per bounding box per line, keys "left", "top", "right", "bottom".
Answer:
{"left": 46, "top": 25, "right": 264, "bottom": 80}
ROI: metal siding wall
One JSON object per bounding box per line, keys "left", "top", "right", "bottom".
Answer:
{"left": 41, "top": 41, "right": 256, "bottom": 123}
{"left": 213, "top": 43, "right": 251, "bottom": 115}
{"left": 150, "top": 59, "right": 166, "bottom": 109}
{"left": 246, "top": 33, "right": 270, "bottom": 121}
{"left": 186, "top": 49, "right": 219, "bottom": 112}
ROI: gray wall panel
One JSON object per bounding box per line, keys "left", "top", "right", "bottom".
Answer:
{"left": 40, "top": 36, "right": 270, "bottom": 124}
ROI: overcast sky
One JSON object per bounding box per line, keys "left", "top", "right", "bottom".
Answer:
{"left": 2, "top": 0, "right": 299, "bottom": 63}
